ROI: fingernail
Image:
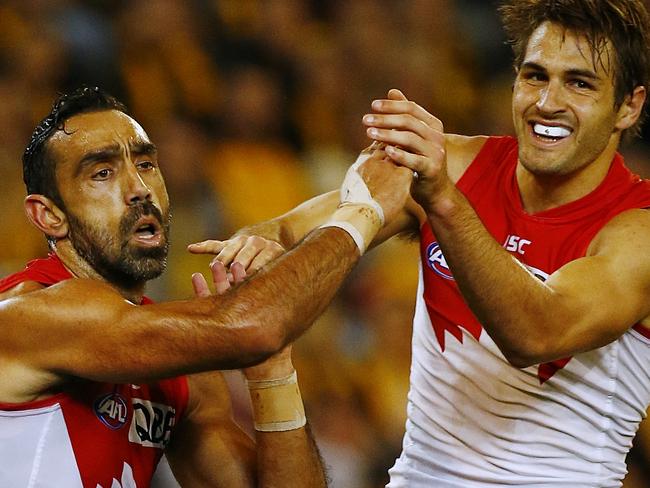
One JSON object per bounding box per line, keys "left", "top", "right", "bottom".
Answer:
{"left": 368, "top": 128, "right": 378, "bottom": 137}
{"left": 363, "top": 115, "right": 375, "bottom": 123}
{"left": 372, "top": 100, "right": 382, "bottom": 109}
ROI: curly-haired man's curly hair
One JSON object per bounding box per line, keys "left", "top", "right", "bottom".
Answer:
{"left": 499, "top": 0, "right": 650, "bottom": 140}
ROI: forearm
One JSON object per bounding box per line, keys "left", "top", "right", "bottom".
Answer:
{"left": 245, "top": 365, "right": 327, "bottom": 487}
{"left": 255, "top": 425, "right": 327, "bottom": 487}
{"left": 215, "top": 227, "right": 358, "bottom": 355}
{"left": 234, "top": 191, "right": 339, "bottom": 249}
{"left": 142, "top": 227, "right": 359, "bottom": 378}
{"left": 14, "top": 227, "right": 359, "bottom": 384}
{"left": 428, "top": 189, "right": 560, "bottom": 366}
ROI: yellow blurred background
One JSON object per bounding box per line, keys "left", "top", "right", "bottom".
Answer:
{"left": 0, "top": 1, "right": 648, "bottom": 486}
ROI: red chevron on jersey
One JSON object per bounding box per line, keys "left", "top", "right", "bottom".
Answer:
{"left": 419, "top": 136, "right": 650, "bottom": 383}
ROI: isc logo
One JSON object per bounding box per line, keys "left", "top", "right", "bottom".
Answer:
{"left": 128, "top": 398, "right": 176, "bottom": 449}
{"left": 503, "top": 234, "right": 531, "bottom": 255}
{"left": 94, "top": 393, "right": 129, "bottom": 430}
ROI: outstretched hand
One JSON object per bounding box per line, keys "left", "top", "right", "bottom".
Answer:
{"left": 188, "top": 235, "right": 285, "bottom": 275}
{"left": 363, "top": 89, "right": 453, "bottom": 215}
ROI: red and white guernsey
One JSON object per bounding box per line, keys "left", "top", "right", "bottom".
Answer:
{"left": 388, "top": 136, "right": 650, "bottom": 487}
{"left": 0, "top": 254, "right": 189, "bottom": 488}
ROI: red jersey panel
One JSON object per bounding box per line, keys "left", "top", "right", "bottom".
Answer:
{"left": 0, "top": 254, "right": 189, "bottom": 488}
{"left": 420, "top": 136, "right": 650, "bottom": 383}
{"left": 388, "top": 136, "right": 650, "bottom": 487}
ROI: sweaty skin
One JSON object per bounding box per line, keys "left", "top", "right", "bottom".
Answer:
{"left": 0, "top": 108, "right": 413, "bottom": 487}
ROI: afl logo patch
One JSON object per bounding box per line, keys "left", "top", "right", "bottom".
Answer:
{"left": 94, "top": 392, "right": 129, "bottom": 430}
{"left": 426, "top": 242, "right": 454, "bottom": 280}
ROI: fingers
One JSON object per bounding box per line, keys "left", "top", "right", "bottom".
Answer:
{"left": 189, "top": 236, "right": 284, "bottom": 296}
{"left": 387, "top": 88, "right": 408, "bottom": 101}
{"left": 192, "top": 260, "right": 248, "bottom": 298}
{"left": 187, "top": 240, "right": 226, "bottom": 255}
{"left": 191, "top": 273, "right": 211, "bottom": 298}
{"left": 362, "top": 88, "right": 445, "bottom": 175}
{"left": 230, "top": 236, "right": 285, "bottom": 272}
{"left": 364, "top": 118, "right": 441, "bottom": 157}
{"left": 230, "top": 262, "right": 247, "bottom": 284}
{"left": 211, "top": 261, "right": 232, "bottom": 295}
{"left": 367, "top": 90, "right": 443, "bottom": 133}
{"left": 362, "top": 88, "right": 443, "bottom": 158}
{"left": 192, "top": 235, "right": 284, "bottom": 272}
{"left": 384, "top": 144, "right": 446, "bottom": 174}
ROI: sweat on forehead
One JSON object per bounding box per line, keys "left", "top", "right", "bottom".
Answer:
{"left": 47, "top": 110, "right": 153, "bottom": 160}
{"left": 525, "top": 21, "right": 614, "bottom": 75}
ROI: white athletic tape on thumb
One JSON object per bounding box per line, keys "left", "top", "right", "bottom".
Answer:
{"left": 340, "top": 153, "right": 385, "bottom": 225}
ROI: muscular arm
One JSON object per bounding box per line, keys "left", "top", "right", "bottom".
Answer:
{"left": 0, "top": 228, "right": 358, "bottom": 388}
{"left": 365, "top": 89, "right": 650, "bottom": 366}
{"left": 426, "top": 199, "right": 650, "bottom": 366}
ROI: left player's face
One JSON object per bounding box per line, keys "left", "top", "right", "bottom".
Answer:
{"left": 512, "top": 21, "right": 628, "bottom": 177}
{"left": 49, "top": 110, "right": 171, "bottom": 285}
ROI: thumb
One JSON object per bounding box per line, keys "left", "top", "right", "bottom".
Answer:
{"left": 388, "top": 88, "right": 408, "bottom": 101}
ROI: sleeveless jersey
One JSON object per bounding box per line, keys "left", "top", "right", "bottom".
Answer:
{"left": 388, "top": 136, "right": 650, "bottom": 488}
{"left": 0, "top": 254, "right": 189, "bottom": 488}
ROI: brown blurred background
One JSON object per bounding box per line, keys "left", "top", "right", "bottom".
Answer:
{"left": 0, "top": 1, "right": 648, "bottom": 486}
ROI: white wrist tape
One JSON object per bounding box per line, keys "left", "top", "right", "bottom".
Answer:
{"left": 340, "top": 153, "right": 385, "bottom": 226}
{"left": 246, "top": 371, "right": 307, "bottom": 432}
{"left": 319, "top": 204, "right": 382, "bottom": 255}
{"left": 324, "top": 220, "right": 367, "bottom": 254}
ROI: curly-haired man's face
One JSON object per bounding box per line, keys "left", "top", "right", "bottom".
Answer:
{"left": 512, "top": 21, "right": 641, "bottom": 180}
{"left": 47, "top": 110, "right": 171, "bottom": 285}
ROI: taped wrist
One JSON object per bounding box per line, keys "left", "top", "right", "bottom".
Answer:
{"left": 319, "top": 203, "right": 382, "bottom": 255}
{"left": 339, "top": 153, "right": 385, "bottom": 225}
{"left": 246, "top": 371, "right": 307, "bottom": 432}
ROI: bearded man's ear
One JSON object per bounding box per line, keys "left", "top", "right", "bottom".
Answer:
{"left": 24, "top": 194, "right": 69, "bottom": 240}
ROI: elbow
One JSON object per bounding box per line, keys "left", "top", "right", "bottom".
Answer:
{"left": 498, "top": 337, "right": 551, "bottom": 369}
{"left": 503, "top": 351, "right": 538, "bottom": 369}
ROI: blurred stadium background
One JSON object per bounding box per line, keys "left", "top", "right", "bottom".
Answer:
{"left": 0, "top": 1, "right": 648, "bottom": 486}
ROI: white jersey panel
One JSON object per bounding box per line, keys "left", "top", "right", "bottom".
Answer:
{"left": 0, "top": 403, "right": 83, "bottom": 487}
{"left": 388, "top": 265, "right": 650, "bottom": 488}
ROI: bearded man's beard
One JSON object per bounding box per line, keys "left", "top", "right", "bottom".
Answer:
{"left": 66, "top": 202, "right": 171, "bottom": 288}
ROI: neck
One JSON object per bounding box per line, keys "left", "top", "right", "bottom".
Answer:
{"left": 516, "top": 144, "right": 618, "bottom": 214}
{"left": 52, "top": 240, "right": 146, "bottom": 304}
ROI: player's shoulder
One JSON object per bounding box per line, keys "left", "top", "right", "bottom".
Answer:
{"left": 0, "top": 280, "right": 46, "bottom": 301}
{"left": 444, "top": 134, "right": 490, "bottom": 183}
{"left": 0, "top": 277, "right": 128, "bottom": 310}
{"left": 589, "top": 208, "right": 650, "bottom": 259}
